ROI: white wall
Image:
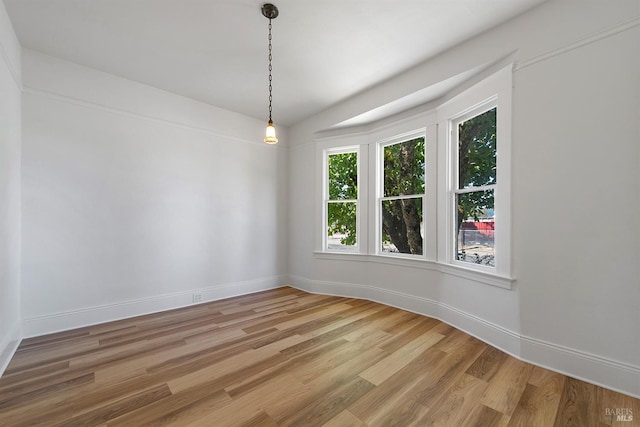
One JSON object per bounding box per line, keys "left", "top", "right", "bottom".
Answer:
{"left": 515, "top": 23, "right": 640, "bottom": 394}
{"left": 288, "top": 1, "right": 640, "bottom": 397}
{"left": 20, "top": 50, "right": 288, "bottom": 336}
{"left": 0, "top": 1, "right": 21, "bottom": 375}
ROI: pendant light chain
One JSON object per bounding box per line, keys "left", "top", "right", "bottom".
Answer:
{"left": 262, "top": 3, "right": 278, "bottom": 144}
{"left": 268, "top": 18, "right": 273, "bottom": 123}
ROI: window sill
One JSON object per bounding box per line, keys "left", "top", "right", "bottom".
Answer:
{"left": 313, "top": 251, "right": 514, "bottom": 290}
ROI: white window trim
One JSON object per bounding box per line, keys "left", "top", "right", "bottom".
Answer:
{"left": 375, "top": 129, "right": 428, "bottom": 259}
{"left": 313, "top": 66, "right": 514, "bottom": 289}
{"left": 322, "top": 145, "right": 361, "bottom": 253}
{"left": 437, "top": 64, "right": 513, "bottom": 278}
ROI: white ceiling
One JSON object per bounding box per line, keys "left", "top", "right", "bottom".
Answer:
{"left": 3, "top": 0, "right": 546, "bottom": 127}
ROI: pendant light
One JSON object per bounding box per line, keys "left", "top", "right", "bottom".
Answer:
{"left": 262, "top": 3, "right": 279, "bottom": 144}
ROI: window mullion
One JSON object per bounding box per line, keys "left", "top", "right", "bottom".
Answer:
{"left": 380, "top": 194, "right": 423, "bottom": 202}
{"left": 327, "top": 199, "right": 358, "bottom": 203}
{"left": 454, "top": 184, "right": 496, "bottom": 195}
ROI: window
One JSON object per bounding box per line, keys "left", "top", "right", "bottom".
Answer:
{"left": 438, "top": 64, "right": 512, "bottom": 277}
{"left": 324, "top": 147, "right": 359, "bottom": 251}
{"left": 453, "top": 106, "right": 497, "bottom": 266}
{"left": 379, "top": 135, "right": 425, "bottom": 255}
{"left": 317, "top": 65, "right": 512, "bottom": 285}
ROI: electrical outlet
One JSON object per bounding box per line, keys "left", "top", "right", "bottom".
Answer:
{"left": 192, "top": 292, "right": 203, "bottom": 303}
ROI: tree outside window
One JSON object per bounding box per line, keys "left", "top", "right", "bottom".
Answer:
{"left": 380, "top": 137, "right": 425, "bottom": 255}
{"left": 455, "top": 107, "right": 497, "bottom": 266}
{"left": 326, "top": 150, "right": 358, "bottom": 251}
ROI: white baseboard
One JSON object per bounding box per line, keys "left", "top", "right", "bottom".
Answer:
{"left": 520, "top": 335, "right": 640, "bottom": 399}
{"left": 22, "top": 276, "right": 286, "bottom": 338}
{"left": 287, "top": 274, "right": 640, "bottom": 399}
{"left": 0, "top": 321, "right": 22, "bottom": 377}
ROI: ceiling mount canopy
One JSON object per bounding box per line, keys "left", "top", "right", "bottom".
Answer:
{"left": 262, "top": 3, "right": 279, "bottom": 144}
{"left": 261, "top": 3, "right": 279, "bottom": 20}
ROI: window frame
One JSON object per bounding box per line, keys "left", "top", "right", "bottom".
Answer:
{"left": 376, "top": 130, "right": 427, "bottom": 259}
{"left": 322, "top": 145, "right": 361, "bottom": 253}
{"left": 451, "top": 101, "right": 497, "bottom": 270}
{"left": 437, "top": 64, "right": 512, "bottom": 278}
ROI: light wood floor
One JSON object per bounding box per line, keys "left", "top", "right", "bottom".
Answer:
{"left": 1, "top": 287, "right": 638, "bottom": 426}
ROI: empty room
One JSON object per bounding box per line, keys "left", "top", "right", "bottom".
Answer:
{"left": 1, "top": 0, "right": 639, "bottom": 425}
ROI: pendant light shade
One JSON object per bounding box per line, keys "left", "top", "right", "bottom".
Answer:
{"left": 264, "top": 120, "right": 278, "bottom": 144}
{"left": 262, "top": 3, "right": 279, "bottom": 144}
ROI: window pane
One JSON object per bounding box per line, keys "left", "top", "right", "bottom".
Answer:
{"left": 458, "top": 108, "right": 496, "bottom": 189}
{"left": 381, "top": 197, "right": 423, "bottom": 255}
{"left": 328, "top": 152, "right": 357, "bottom": 200}
{"left": 327, "top": 201, "right": 357, "bottom": 251}
{"left": 383, "top": 138, "right": 425, "bottom": 197}
{"left": 456, "top": 190, "right": 494, "bottom": 266}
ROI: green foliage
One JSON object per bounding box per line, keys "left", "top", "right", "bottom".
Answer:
{"left": 383, "top": 138, "right": 425, "bottom": 197}
{"left": 327, "top": 152, "right": 357, "bottom": 245}
{"left": 325, "top": 107, "right": 497, "bottom": 254}
{"left": 327, "top": 202, "right": 357, "bottom": 246}
{"left": 382, "top": 138, "right": 425, "bottom": 254}
{"left": 457, "top": 191, "right": 494, "bottom": 223}
{"left": 328, "top": 152, "right": 357, "bottom": 200}
{"left": 458, "top": 108, "right": 496, "bottom": 223}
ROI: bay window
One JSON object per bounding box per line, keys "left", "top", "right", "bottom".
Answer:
{"left": 317, "top": 64, "right": 512, "bottom": 285}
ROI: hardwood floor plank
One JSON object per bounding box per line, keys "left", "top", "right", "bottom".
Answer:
{"left": 273, "top": 303, "right": 358, "bottom": 331}
{"left": 508, "top": 378, "right": 563, "bottom": 427}
{"left": 294, "top": 342, "right": 388, "bottom": 387}
{"left": 342, "top": 326, "right": 391, "bottom": 348}
{"left": 359, "top": 330, "right": 445, "bottom": 386}
{"left": 190, "top": 373, "right": 307, "bottom": 427}
{"left": 462, "top": 403, "right": 509, "bottom": 426}
{"left": 0, "top": 287, "right": 637, "bottom": 426}
{"left": 145, "top": 328, "right": 279, "bottom": 375}
{"left": 598, "top": 385, "right": 640, "bottom": 426}
{"left": 107, "top": 388, "right": 230, "bottom": 426}
{"left": 321, "top": 409, "right": 368, "bottom": 427}
{"left": 182, "top": 323, "right": 246, "bottom": 345}
{"left": 0, "top": 366, "right": 91, "bottom": 402}
{"left": 225, "top": 339, "right": 351, "bottom": 398}
{"left": 6, "top": 339, "right": 101, "bottom": 373}
{"left": 279, "top": 317, "right": 370, "bottom": 358}
{"left": 218, "top": 294, "right": 301, "bottom": 315}
{"left": 271, "top": 376, "right": 375, "bottom": 426}
{"left": 412, "top": 337, "right": 486, "bottom": 406}
{"left": 240, "top": 410, "right": 279, "bottom": 427}
{"left": 295, "top": 304, "right": 388, "bottom": 340}
{"left": 283, "top": 294, "right": 347, "bottom": 314}
{"left": 17, "top": 329, "right": 91, "bottom": 350}
{"left": 148, "top": 390, "right": 233, "bottom": 426}
{"left": 60, "top": 383, "right": 172, "bottom": 426}
{"left": 0, "top": 372, "right": 94, "bottom": 412}
{"left": 166, "top": 335, "right": 301, "bottom": 394}
{"left": 418, "top": 373, "right": 489, "bottom": 426}
{"left": 380, "top": 310, "right": 422, "bottom": 334}
{"left": 480, "top": 354, "right": 534, "bottom": 417}
{"left": 0, "top": 360, "right": 70, "bottom": 390}
{"left": 466, "top": 345, "right": 509, "bottom": 382}
{"left": 349, "top": 347, "right": 449, "bottom": 423}
{"left": 71, "top": 336, "right": 187, "bottom": 373}
{"left": 553, "top": 377, "right": 601, "bottom": 427}
{"left": 379, "top": 316, "right": 439, "bottom": 353}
